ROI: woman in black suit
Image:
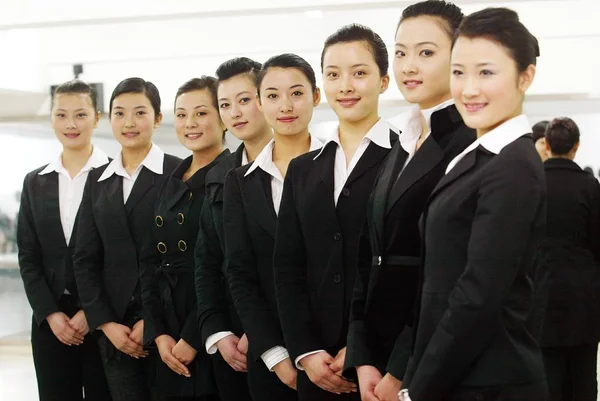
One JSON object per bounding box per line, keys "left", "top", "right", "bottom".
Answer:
{"left": 73, "top": 78, "right": 181, "bottom": 401}
{"left": 223, "top": 53, "right": 322, "bottom": 401}
{"left": 400, "top": 8, "right": 547, "bottom": 401}
{"left": 139, "top": 77, "right": 229, "bottom": 400}
{"left": 535, "top": 117, "right": 600, "bottom": 401}
{"left": 17, "top": 80, "right": 111, "bottom": 401}
{"left": 195, "top": 57, "right": 272, "bottom": 401}
{"left": 343, "top": 2, "right": 475, "bottom": 401}
{"left": 273, "top": 24, "right": 394, "bottom": 401}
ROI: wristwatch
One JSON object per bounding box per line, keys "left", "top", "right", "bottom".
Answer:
{"left": 398, "top": 389, "right": 412, "bottom": 401}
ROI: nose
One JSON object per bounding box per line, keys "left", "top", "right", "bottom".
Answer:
{"left": 280, "top": 96, "right": 293, "bottom": 113}
{"left": 124, "top": 115, "right": 135, "bottom": 128}
{"left": 462, "top": 76, "right": 480, "bottom": 98}
{"left": 230, "top": 103, "right": 242, "bottom": 120}
{"left": 401, "top": 55, "right": 418, "bottom": 75}
{"left": 65, "top": 118, "right": 76, "bottom": 129}
{"left": 339, "top": 74, "right": 354, "bottom": 94}
{"left": 185, "top": 114, "right": 197, "bottom": 129}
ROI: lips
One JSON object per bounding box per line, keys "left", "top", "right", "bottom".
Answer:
{"left": 278, "top": 116, "right": 298, "bottom": 123}
{"left": 464, "top": 103, "right": 488, "bottom": 112}
{"left": 233, "top": 121, "right": 248, "bottom": 129}
{"left": 338, "top": 98, "right": 360, "bottom": 107}
{"left": 64, "top": 133, "right": 80, "bottom": 139}
{"left": 185, "top": 133, "right": 203, "bottom": 140}
{"left": 122, "top": 132, "right": 139, "bottom": 138}
{"left": 403, "top": 80, "right": 423, "bottom": 89}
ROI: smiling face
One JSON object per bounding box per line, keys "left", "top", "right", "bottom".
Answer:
{"left": 258, "top": 67, "right": 320, "bottom": 137}
{"left": 174, "top": 88, "right": 225, "bottom": 153}
{"left": 51, "top": 93, "right": 100, "bottom": 151}
{"left": 451, "top": 36, "right": 535, "bottom": 136}
{"left": 110, "top": 92, "right": 161, "bottom": 149}
{"left": 217, "top": 74, "right": 271, "bottom": 141}
{"left": 322, "top": 41, "right": 389, "bottom": 124}
{"left": 394, "top": 16, "right": 453, "bottom": 109}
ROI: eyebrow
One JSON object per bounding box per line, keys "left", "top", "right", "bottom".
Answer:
{"left": 175, "top": 105, "right": 208, "bottom": 111}
{"left": 55, "top": 108, "right": 87, "bottom": 112}
{"left": 451, "top": 62, "right": 495, "bottom": 67}
{"left": 265, "top": 84, "right": 305, "bottom": 91}
{"left": 395, "top": 41, "right": 439, "bottom": 47}
{"left": 324, "top": 63, "right": 369, "bottom": 69}
{"left": 218, "top": 90, "right": 252, "bottom": 102}
{"left": 112, "top": 105, "right": 148, "bottom": 110}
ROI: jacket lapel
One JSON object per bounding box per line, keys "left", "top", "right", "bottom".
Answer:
{"left": 102, "top": 174, "right": 131, "bottom": 234}
{"left": 385, "top": 136, "right": 444, "bottom": 215}
{"left": 346, "top": 131, "right": 396, "bottom": 187}
{"left": 370, "top": 142, "right": 404, "bottom": 253}
{"left": 317, "top": 143, "right": 337, "bottom": 199}
{"left": 40, "top": 172, "right": 67, "bottom": 247}
{"left": 428, "top": 146, "right": 480, "bottom": 204}
{"left": 125, "top": 167, "right": 156, "bottom": 215}
{"left": 242, "top": 169, "right": 277, "bottom": 238}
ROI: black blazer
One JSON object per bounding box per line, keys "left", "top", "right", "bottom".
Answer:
{"left": 140, "top": 153, "right": 227, "bottom": 397}
{"left": 196, "top": 144, "right": 245, "bottom": 346}
{"left": 345, "top": 106, "right": 475, "bottom": 379}
{"left": 532, "top": 158, "right": 600, "bottom": 347}
{"left": 73, "top": 154, "right": 181, "bottom": 331}
{"left": 273, "top": 137, "right": 394, "bottom": 361}
{"left": 223, "top": 161, "right": 287, "bottom": 360}
{"left": 403, "top": 135, "right": 546, "bottom": 400}
{"left": 18, "top": 163, "right": 107, "bottom": 325}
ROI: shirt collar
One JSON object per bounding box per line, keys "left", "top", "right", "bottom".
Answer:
{"left": 245, "top": 136, "right": 323, "bottom": 178}
{"left": 388, "top": 99, "right": 455, "bottom": 155}
{"left": 313, "top": 118, "right": 393, "bottom": 161}
{"left": 98, "top": 143, "right": 164, "bottom": 182}
{"left": 39, "top": 146, "right": 109, "bottom": 176}
{"left": 445, "top": 114, "right": 531, "bottom": 174}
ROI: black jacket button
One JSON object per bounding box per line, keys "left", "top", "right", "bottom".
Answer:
{"left": 333, "top": 274, "right": 341, "bottom": 283}
{"left": 333, "top": 232, "right": 341, "bottom": 241}
{"left": 342, "top": 188, "right": 350, "bottom": 197}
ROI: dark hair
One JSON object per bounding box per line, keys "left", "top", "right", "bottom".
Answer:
{"left": 109, "top": 77, "right": 161, "bottom": 119}
{"left": 532, "top": 120, "right": 549, "bottom": 142}
{"left": 545, "top": 117, "right": 580, "bottom": 155}
{"left": 175, "top": 76, "right": 226, "bottom": 140}
{"left": 215, "top": 57, "right": 262, "bottom": 86}
{"left": 321, "top": 24, "right": 388, "bottom": 77}
{"left": 175, "top": 76, "right": 219, "bottom": 110}
{"left": 257, "top": 53, "right": 317, "bottom": 97}
{"left": 583, "top": 166, "right": 594, "bottom": 175}
{"left": 53, "top": 79, "right": 98, "bottom": 112}
{"left": 398, "top": 0, "right": 464, "bottom": 39}
{"left": 455, "top": 7, "right": 540, "bottom": 72}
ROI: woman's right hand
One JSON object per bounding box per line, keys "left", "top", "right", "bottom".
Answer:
{"left": 46, "top": 312, "right": 84, "bottom": 346}
{"left": 155, "top": 334, "right": 191, "bottom": 377}
{"left": 100, "top": 322, "right": 147, "bottom": 358}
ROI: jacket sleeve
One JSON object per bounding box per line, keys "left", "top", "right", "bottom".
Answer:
{"left": 273, "top": 160, "right": 322, "bottom": 361}
{"left": 196, "top": 188, "right": 232, "bottom": 345}
{"left": 72, "top": 174, "right": 117, "bottom": 330}
{"left": 17, "top": 173, "right": 60, "bottom": 325}
{"left": 223, "top": 171, "right": 285, "bottom": 358}
{"left": 343, "top": 221, "right": 376, "bottom": 377}
{"left": 406, "top": 155, "right": 545, "bottom": 401}
{"left": 587, "top": 177, "right": 600, "bottom": 263}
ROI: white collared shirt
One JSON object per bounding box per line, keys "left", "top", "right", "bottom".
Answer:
{"left": 98, "top": 143, "right": 165, "bottom": 203}
{"left": 245, "top": 136, "right": 323, "bottom": 215}
{"left": 313, "top": 118, "right": 396, "bottom": 205}
{"left": 205, "top": 135, "right": 322, "bottom": 371}
{"left": 38, "top": 146, "right": 109, "bottom": 244}
{"left": 241, "top": 148, "right": 249, "bottom": 166}
{"left": 389, "top": 99, "right": 455, "bottom": 171}
{"left": 446, "top": 114, "right": 531, "bottom": 174}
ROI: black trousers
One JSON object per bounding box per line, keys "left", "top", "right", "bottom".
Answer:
{"left": 449, "top": 380, "right": 549, "bottom": 401}
{"left": 297, "top": 370, "right": 360, "bottom": 401}
{"left": 246, "top": 352, "right": 298, "bottom": 401}
{"left": 30, "top": 295, "right": 110, "bottom": 401}
{"left": 542, "top": 344, "right": 598, "bottom": 401}
{"left": 212, "top": 354, "right": 252, "bottom": 401}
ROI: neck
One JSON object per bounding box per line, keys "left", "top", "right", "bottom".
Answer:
{"left": 272, "top": 130, "right": 311, "bottom": 163}
{"left": 62, "top": 144, "right": 94, "bottom": 177}
{"left": 338, "top": 112, "right": 380, "bottom": 141}
{"left": 122, "top": 143, "right": 153, "bottom": 172}
{"left": 477, "top": 107, "right": 523, "bottom": 139}
{"left": 188, "top": 144, "right": 224, "bottom": 177}
{"left": 244, "top": 128, "right": 273, "bottom": 162}
{"left": 549, "top": 153, "right": 575, "bottom": 161}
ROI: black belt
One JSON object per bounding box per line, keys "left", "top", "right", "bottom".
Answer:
{"left": 156, "top": 262, "right": 193, "bottom": 334}
{"left": 372, "top": 255, "right": 421, "bottom": 267}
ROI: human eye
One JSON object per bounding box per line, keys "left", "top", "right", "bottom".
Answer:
{"left": 292, "top": 91, "right": 303, "bottom": 97}
{"left": 326, "top": 71, "right": 338, "bottom": 78}
{"left": 197, "top": 111, "right": 207, "bottom": 116}
{"left": 395, "top": 50, "right": 405, "bottom": 57}
{"left": 176, "top": 112, "right": 186, "bottom": 118}
{"left": 76, "top": 113, "right": 87, "bottom": 118}
{"left": 239, "top": 97, "right": 251, "bottom": 104}
{"left": 452, "top": 70, "right": 463, "bottom": 76}
{"left": 480, "top": 69, "right": 495, "bottom": 76}
{"left": 136, "top": 110, "right": 147, "bottom": 116}
{"left": 267, "top": 93, "right": 278, "bottom": 100}
{"left": 219, "top": 102, "right": 230, "bottom": 109}
{"left": 420, "top": 49, "right": 435, "bottom": 57}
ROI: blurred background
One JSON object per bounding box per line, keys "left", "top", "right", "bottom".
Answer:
{"left": 1, "top": 0, "right": 599, "bottom": 399}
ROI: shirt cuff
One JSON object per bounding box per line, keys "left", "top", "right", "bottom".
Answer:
{"left": 399, "top": 389, "right": 412, "bottom": 401}
{"left": 261, "top": 346, "right": 290, "bottom": 371}
{"left": 295, "top": 349, "right": 326, "bottom": 370}
{"left": 205, "top": 331, "right": 234, "bottom": 354}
